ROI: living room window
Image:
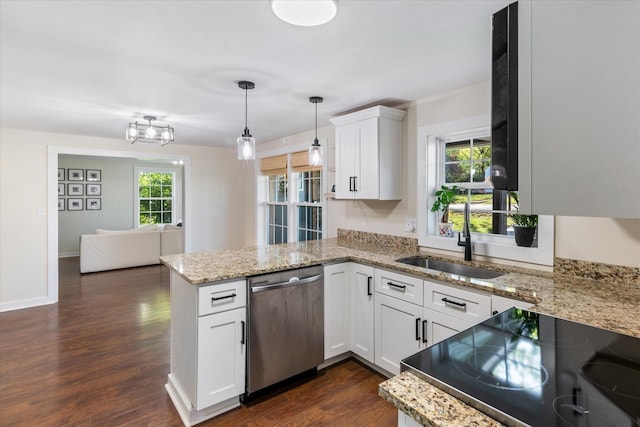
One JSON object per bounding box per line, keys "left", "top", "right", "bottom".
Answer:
{"left": 259, "top": 150, "right": 324, "bottom": 245}
{"left": 135, "top": 168, "right": 175, "bottom": 226}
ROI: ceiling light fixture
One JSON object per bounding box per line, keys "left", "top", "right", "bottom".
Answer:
{"left": 237, "top": 80, "right": 256, "bottom": 160}
{"left": 125, "top": 115, "right": 174, "bottom": 146}
{"left": 271, "top": 0, "right": 338, "bottom": 27}
{"left": 308, "top": 96, "right": 323, "bottom": 166}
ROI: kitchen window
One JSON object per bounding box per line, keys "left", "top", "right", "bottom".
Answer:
{"left": 259, "top": 150, "right": 325, "bottom": 245}
{"left": 439, "top": 136, "right": 515, "bottom": 237}
{"left": 296, "top": 170, "right": 322, "bottom": 241}
{"left": 417, "top": 116, "right": 553, "bottom": 266}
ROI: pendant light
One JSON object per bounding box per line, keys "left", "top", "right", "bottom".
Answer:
{"left": 308, "top": 96, "right": 323, "bottom": 166}
{"left": 237, "top": 80, "right": 256, "bottom": 160}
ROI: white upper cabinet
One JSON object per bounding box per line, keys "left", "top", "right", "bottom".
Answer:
{"left": 331, "top": 106, "right": 406, "bottom": 200}
{"left": 518, "top": 0, "right": 640, "bottom": 218}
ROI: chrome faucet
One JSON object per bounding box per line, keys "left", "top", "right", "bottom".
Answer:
{"left": 457, "top": 201, "right": 472, "bottom": 261}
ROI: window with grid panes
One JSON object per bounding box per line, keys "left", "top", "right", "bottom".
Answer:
{"left": 439, "top": 135, "right": 522, "bottom": 239}
{"left": 296, "top": 170, "right": 322, "bottom": 241}
{"left": 266, "top": 173, "right": 288, "bottom": 244}
{"left": 137, "top": 170, "right": 175, "bottom": 226}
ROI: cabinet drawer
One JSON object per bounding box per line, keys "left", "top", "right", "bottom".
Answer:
{"left": 423, "top": 281, "right": 490, "bottom": 324}
{"left": 198, "top": 279, "right": 246, "bottom": 316}
{"left": 375, "top": 269, "right": 423, "bottom": 306}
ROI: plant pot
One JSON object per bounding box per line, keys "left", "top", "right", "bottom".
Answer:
{"left": 513, "top": 225, "right": 537, "bottom": 247}
{"left": 438, "top": 222, "right": 454, "bottom": 238}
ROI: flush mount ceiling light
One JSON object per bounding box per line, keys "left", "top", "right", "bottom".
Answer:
{"left": 308, "top": 96, "right": 323, "bottom": 166}
{"left": 125, "top": 115, "right": 174, "bottom": 146}
{"left": 271, "top": 0, "right": 338, "bottom": 26}
{"left": 237, "top": 80, "right": 256, "bottom": 160}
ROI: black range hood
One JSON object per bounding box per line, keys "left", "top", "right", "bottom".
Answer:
{"left": 491, "top": 1, "right": 518, "bottom": 191}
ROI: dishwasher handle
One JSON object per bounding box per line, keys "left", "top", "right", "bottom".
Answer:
{"left": 251, "top": 274, "right": 323, "bottom": 293}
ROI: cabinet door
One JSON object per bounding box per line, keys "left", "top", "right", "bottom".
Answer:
{"left": 355, "top": 117, "right": 380, "bottom": 199}
{"left": 375, "top": 293, "right": 424, "bottom": 375}
{"left": 324, "top": 263, "right": 351, "bottom": 359}
{"left": 334, "top": 123, "right": 358, "bottom": 199}
{"left": 350, "top": 263, "right": 375, "bottom": 363}
{"left": 519, "top": 0, "right": 640, "bottom": 217}
{"left": 196, "top": 307, "right": 246, "bottom": 410}
{"left": 423, "top": 308, "right": 472, "bottom": 348}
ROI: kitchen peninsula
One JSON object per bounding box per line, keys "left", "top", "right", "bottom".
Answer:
{"left": 160, "top": 230, "right": 640, "bottom": 427}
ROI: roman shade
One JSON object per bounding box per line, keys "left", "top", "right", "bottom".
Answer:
{"left": 260, "top": 154, "right": 287, "bottom": 175}
{"left": 291, "top": 151, "right": 322, "bottom": 173}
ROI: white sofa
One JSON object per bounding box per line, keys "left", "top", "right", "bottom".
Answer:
{"left": 80, "top": 225, "right": 184, "bottom": 273}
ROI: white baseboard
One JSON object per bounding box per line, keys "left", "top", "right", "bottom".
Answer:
{"left": 166, "top": 374, "right": 240, "bottom": 427}
{"left": 0, "top": 296, "right": 57, "bottom": 312}
{"left": 58, "top": 251, "right": 79, "bottom": 258}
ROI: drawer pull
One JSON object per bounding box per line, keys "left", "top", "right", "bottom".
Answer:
{"left": 442, "top": 297, "right": 466, "bottom": 309}
{"left": 388, "top": 282, "right": 406, "bottom": 292}
{"left": 211, "top": 293, "right": 237, "bottom": 303}
{"left": 415, "top": 318, "right": 421, "bottom": 341}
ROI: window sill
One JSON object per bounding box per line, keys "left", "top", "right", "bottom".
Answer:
{"left": 420, "top": 216, "right": 554, "bottom": 267}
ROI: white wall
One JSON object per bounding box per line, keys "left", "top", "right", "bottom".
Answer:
{"left": 0, "top": 128, "right": 253, "bottom": 310}
{"left": 57, "top": 155, "right": 184, "bottom": 255}
{"left": 556, "top": 217, "right": 640, "bottom": 268}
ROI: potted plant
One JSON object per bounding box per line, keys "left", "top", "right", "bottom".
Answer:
{"left": 509, "top": 192, "right": 538, "bottom": 247}
{"left": 431, "top": 185, "right": 458, "bottom": 237}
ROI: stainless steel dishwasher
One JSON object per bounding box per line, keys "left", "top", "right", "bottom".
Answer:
{"left": 245, "top": 265, "right": 324, "bottom": 398}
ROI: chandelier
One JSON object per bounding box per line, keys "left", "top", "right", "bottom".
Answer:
{"left": 125, "top": 115, "right": 174, "bottom": 146}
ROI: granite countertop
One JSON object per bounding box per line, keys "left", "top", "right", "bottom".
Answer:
{"left": 161, "top": 237, "right": 640, "bottom": 427}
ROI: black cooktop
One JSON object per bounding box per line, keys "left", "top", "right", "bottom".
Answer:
{"left": 401, "top": 308, "right": 640, "bottom": 427}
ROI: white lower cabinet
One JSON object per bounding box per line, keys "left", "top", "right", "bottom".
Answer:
{"left": 374, "top": 293, "right": 424, "bottom": 375}
{"left": 166, "top": 273, "right": 247, "bottom": 426}
{"left": 196, "top": 307, "right": 246, "bottom": 410}
{"left": 324, "top": 263, "right": 351, "bottom": 359}
{"left": 351, "top": 263, "right": 375, "bottom": 363}
{"left": 424, "top": 307, "right": 473, "bottom": 348}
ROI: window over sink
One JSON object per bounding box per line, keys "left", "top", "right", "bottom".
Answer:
{"left": 417, "top": 115, "right": 554, "bottom": 266}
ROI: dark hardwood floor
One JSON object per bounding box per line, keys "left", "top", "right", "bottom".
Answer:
{"left": 0, "top": 258, "right": 396, "bottom": 426}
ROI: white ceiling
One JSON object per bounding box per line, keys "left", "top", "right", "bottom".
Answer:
{"left": 0, "top": 0, "right": 508, "bottom": 148}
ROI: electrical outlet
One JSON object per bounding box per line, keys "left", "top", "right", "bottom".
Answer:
{"left": 405, "top": 218, "right": 416, "bottom": 233}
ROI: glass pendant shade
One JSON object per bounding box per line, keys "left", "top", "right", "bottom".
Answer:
{"left": 309, "top": 141, "right": 323, "bottom": 166}
{"left": 237, "top": 135, "right": 256, "bottom": 160}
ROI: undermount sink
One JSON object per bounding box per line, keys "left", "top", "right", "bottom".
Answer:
{"left": 395, "top": 256, "right": 504, "bottom": 280}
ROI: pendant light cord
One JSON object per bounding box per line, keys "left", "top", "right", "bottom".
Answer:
{"left": 244, "top": 87, "right": 248, "bottom": 130}
{"left": 315, "top": 100, "right": 318, "bottom": 142}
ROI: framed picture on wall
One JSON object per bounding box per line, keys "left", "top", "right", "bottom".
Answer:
{"left": 58, "top": 183, "right": 65, "bottom": 196}
{"left": 58, "top": 198, "right": 65, "bottom": 211}
{"left": 68, "top": 198, "right": 83, "bottom": 211}
{"left": 68, "top": 168, "right": 84, "bottom": 181}
{"left": 58, "top": 168, "right": 65, "bottom": 181}
{"left": 86, "top": 169, "right": 101, "bottom": 182}
{"left": 86, "top": 183, "right": 101, "bottom": 196}
{"left": 86, "top": 198, "right": 101, "bottom": 210}
{"left": 68, "top": 183, "right": 84, "bottom": 196}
